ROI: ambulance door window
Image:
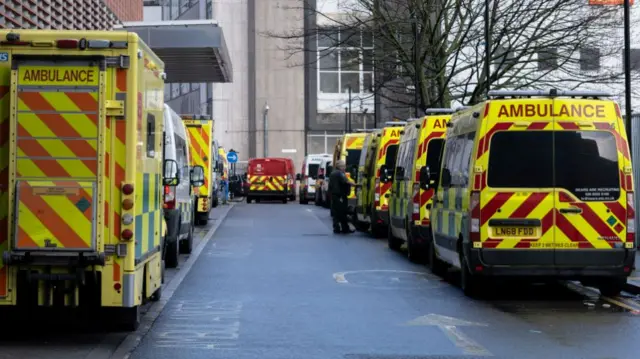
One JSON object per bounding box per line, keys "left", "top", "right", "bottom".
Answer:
{"left": 147, "top": 113, "right": 156, "bottom": 158}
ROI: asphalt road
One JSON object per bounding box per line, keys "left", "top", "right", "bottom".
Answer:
{"left": 0, "top": 204, "right": 233, "bottom": 359}
{"left": 124, "top": 201, "right": 640, "bottom": 359}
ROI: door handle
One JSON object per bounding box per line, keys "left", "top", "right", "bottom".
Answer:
{"left": 559, "top": 207, "right": 582, "bottom": 214}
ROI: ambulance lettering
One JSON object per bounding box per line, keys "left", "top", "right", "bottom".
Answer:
{"left": 389, "top": 129, "right": 400, "bottom": 137}
{"left": 433, "top": 118, "right": 448, "bottom": 128}
{"left": 497, "top": 104, "right": 606, "bottom": 118}
{"left": 22, "top": 68, "right": 95, "bottom": 84}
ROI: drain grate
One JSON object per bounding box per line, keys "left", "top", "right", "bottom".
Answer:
{"left": 345, "top": 355, "right": 499, "bottom": 359}
{"left": 302, "top": 233, "right": 330, "bottom": 237}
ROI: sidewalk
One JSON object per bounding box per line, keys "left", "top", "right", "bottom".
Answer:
{"left": 624, "top": 251, "right": 640, "bottom": 295}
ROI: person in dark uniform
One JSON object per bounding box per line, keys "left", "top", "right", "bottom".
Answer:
{"left": 329, "top": 160, "right": 355, "bottom": 234}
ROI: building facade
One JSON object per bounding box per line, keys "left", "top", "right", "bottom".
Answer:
{"left": 0, "top": 0, "right": 131, "bottom": 29}
{"left": 104, "top": 0, "right": 143, "bottom": 22}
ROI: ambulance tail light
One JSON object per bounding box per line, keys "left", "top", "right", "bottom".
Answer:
{"left": 470, "top": 191, "right": 481, "bottom": 242}
{"left": 374, "top": 178, "right": 381, "bottom": 207}
{"left": 627, "top": 192, "right": 635, "bottom": 243}
{"left": 163, "top": 185, "right": 176, "bottom": 209}
{"left": 412, "top": 183, "right": 420, "bottom": 221}
{"left": 57, "top": 39, "right": 79, "bottom": 49}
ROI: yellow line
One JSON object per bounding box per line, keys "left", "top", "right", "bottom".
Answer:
{"left": 565, "top": 282, "right": 640, "bottom": 313}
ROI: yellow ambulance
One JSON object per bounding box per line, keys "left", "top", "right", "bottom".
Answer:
{"left": 387, "top": 110, "right": 452, "bottom": 262}
{"left": 183, "top": 114, "right": 214, "bottom": 225}
{"left": 331, "top": 133, "right": 366, "bottom": 211}
{"left": 430, "top": 90, "right": 635, "bottom": 297}
{"left": 355, "top": 122, "right": 405, "bottom": 237}
{"left": 0, "top": 29, "right": 203, "bottom": 330}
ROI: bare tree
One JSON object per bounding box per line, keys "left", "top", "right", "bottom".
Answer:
{"left": 268, "top": 0, "right": 633, "bottom": 110}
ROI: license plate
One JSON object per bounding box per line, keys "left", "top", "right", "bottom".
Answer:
{"left": 493, "top": 227, "right": 536, "bottom": 237}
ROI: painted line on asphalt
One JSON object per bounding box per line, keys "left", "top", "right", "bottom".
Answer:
{"left": 109, "top": 204, "right": 235, "bottom": 359}
{"left": 565, "top": 281, "right": 640, "bottom": 314}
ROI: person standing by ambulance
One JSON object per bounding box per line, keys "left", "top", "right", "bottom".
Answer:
{"left": 329, "top": 160, "right": 355, "bottom": 234}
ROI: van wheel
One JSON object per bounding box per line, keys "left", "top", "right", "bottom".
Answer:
{"left": 387, "top": 224, "right": 402, "bottom": 251}
{"left": 165, "top": 239, "right": 179, "bottom": 269}
{"left": 300, "top": 197, "right": 308, "bottom": 205}
{"left": 282, "top": 197, "right": 288, "bottom": 204}
{"left": 179, "top": 224, "right": 194, "bottom": 254}
{"left": 598, "top": 278, "right": 626, "bottom": 297}
{"left": 460, "top": 252, "right": 482, "bottom": 298}
{"left": 150, "top": 286, "right": 162, "bottom": 302}
{"left": 161, "top": 259, "right": 166, "bottom": 284}
{"left": 315, "top": 191, "right": 322, "bottom": 206}
{"left": 429, "top": 241, "right": 447, "bottom": 276}
{"left": 406, "top": 225, "right": 426, "bottom": 264}
{"left": 119, "top": 306, "right": 141, "bottom": 331}
{"left": 246, "top": 196, "right": 252, "bottom": 203}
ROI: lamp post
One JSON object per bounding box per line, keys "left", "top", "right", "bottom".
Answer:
{"left": 484, "top": 0, "right": 491, "bottom": 97}
{"left": 263, "top": 102, "right": 269, "bottom": 157}
{"left": 344, "top": 106, "right": 348, "bottom": 133}
{"left": 413, "top": 15, "right": 420, "bottom": 117}
{"left": 623, "top": 0, "right": 632, "bottom": 156}
{"left": 348, "top": 85, "right": 352, "bottom": 132}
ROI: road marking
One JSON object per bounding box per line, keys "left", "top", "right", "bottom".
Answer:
{"left": 406, "top": 314, "right": 492, "bottom": 356}
{"left": 110, "top": 204, "right": 235, "bottom": 359}
{"left": 565, "top": 282, "right": 640, "bottom": 314}
{"left": 332, "top": 270, "right": 442, "bottom": 290}
{"left": 334, "top": 272, "right": 348, "bottom": 283}
{"left": 153, "top": 300, "right": 242, "bottom": 349}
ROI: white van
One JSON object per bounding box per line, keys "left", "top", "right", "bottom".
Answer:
{"left": 296, "top": 153, "right": 332, "bottom": 204}
{"left": 162, "top": 104, "right": 196, "bottom": 269}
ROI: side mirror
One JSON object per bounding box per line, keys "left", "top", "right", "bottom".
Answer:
{"left": 379, "top": 165, "right": 389, "bottom": 183}
{"left": 296, "top": 173, "right": 301, "bottom": 181}
{"left": 191, "top": 165, "right": 205, "bottom": 187}
{"left": 441, "top": 168, "right": 452, "bottom": 188}
{"left": 419, "top": 166, "right": 430, "bottom": 190}
{"left": 163, "top": 159, "right": 180, "bottom": 186}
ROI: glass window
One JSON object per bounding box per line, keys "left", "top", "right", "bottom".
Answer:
{"left": 384, "top": 144, "right": 399, "bottom": 170}
{"left": 363, "top": 73, "right": 373, "bottom": 93}
{"left": 425, "top": 139, "right": 445, "bottom": 187}
{"left": 346, "top": 149, "right": 361, "bottom": 167}
{"left": 308, "top": 164, "right": 320, "bottom": 178}
{"left": 341, "top": 50, "right": 359, "bottom": 71}
{"left": 146, "top": 114, "right": 156, "bottom": 158}
{"left": 319, "top": 49, "right": 338, "bottom": 70}
{"left": 580, "top": 47, "right": 600, "bottom": 71}
{"left": 488, "top": 131, "right": 553, "bottom": 188}
{"left": 341, "top": 73, "right": 360, "bottom": 93}
{"left": 555, "top": 131, "right": 619, "bottom": 201}
{"left": 318, "top": 27, "right": 339, "bottom": 48}
{"left": 362, "top": 31, "right": 373, "bottom": 47}
{"left": 319, "top": 72, "right": 339, "bottom": 93}
{"left": 363, "top": 50, "right": 374, "bottom": 71}
{"left": 341, "top": 28, "right": 360, "bottom": 47}
{"left": 538, "top": 48, "right": 558, "bottom": 71}
{"left": 181, "top": 83, "right": 190, "bottom": 95}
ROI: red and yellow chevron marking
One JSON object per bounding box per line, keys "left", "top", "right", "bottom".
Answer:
{"left": 249, "top": 175, "right": 285, "bottom": 191}
{"left": 16, "top": 181, "right": 94, "bottom": 250}
{"left": 0, "top": 85, "right": 9, "bottom": 296}
{"left": 415, "top": 116, "right": 449, "bottom": 225}
{"left": 186, "top": 122, "right": 212, "bottom": 197}
{"left": 345, "top": 135, "right": 364, "bottom": 150}
{"left": 374, "top": 127, "right": 402, "bottom": 211}
{"left": 16, "top": 91, "right": 99, "bottom": 178}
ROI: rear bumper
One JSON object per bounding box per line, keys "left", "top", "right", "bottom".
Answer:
{"left": 463, "top": 243, "right": 635, "bottom": 278}
{"left": 3, "top": 251, "right": 106, "bottom": 266}
{"left": 249, "top": 190, "right": 287, "bottom": 198}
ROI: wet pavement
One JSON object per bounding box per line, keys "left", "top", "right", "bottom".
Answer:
{"left": 123, "top": 201, "right": 640, "bottom": 359}
{"left": 0, "top": 204, "right": 233, "bottom": 359}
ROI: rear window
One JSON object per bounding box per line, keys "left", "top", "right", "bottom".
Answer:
{"left": 487, "top": 131, "right": 620, "bottom": 201}
{"left": 425, "top": 139, "right": 444, "bottom": 178}
{"left": 308, "top": 163, "right": 320, "bottom": 178}
{"left": 250, "top": 160, "right": 286, "bottom": 175}
{"left": 346, "top": 149, "right": 361, "bottom": 166}
{"left": 384, "top": 144, "right": 399, "bottom": 169}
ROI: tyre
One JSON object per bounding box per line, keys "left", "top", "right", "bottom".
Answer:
{"left": 429, "top": 240, "right": 448, "bottom": 277}
{"left": 282, "top": 197, "right": 288, "bottom": 204}
{"left": 150, "top": 286, "right": 162, "bottom": 302}
{"left": 212, "top": 195, "right": 219, "bottom": 208}
{"left": 387, "top": 224, "right": 402, "bottom": 251}
{"left": 165, "top": 239, "right": 179, "bottom": 269}
{"left": 179, "top": 223, "right": 194, "bottom": 254}
{"left": 460, "top": 251, "right": 482, "bottom": 298}
{"left": 119, "top": 306, "right": 141, "bottom": 331}
{"left": 246, "top": 196, "right": 252, "bottom": 203}
{"left": 406, "top": 224, "right": 427, "bottom": 264}
{"left": 598, "top": 278, "right": 626, "bottom": 297}
{"left": 315, "top": 191, "right": 322, "bottom": 206}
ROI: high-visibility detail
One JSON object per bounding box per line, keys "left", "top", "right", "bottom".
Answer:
{"left": 15, "top": 181, "right": 95, "bottom": 250}
{"left": 249, "top": 175, "right": 286, "bottom": 192}
{"left": 0, "top": 85, "right": 9, "bottom": 297}
{"left": 346, "top": 136, "right": 364, "bottom": 149}
{"left": 476, "top": 122, "right": 514, "bottom": 159}
{"left": 186, "top": 124, "right": 210, "bottom": 197}
{"left": 416, "top": 131, "right": 445, "bottom": 159}
{"left": 134, "top": 173, "right": 160, "bottom": 259}
{"left": 16, "top": 91, "right": 99, "bottom": 179}
{"left": 18, "top": 65, "right": 100, "bottom": 86}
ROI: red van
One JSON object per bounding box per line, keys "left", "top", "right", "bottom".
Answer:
{"left": 247, "top": 157, "right": 292, "bottom": 203}
{"left": 273, "top": 157, "right": 296, "bottom": 201}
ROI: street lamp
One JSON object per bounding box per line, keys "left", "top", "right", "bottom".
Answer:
{"left": 484, "top": 0, "right": 491, "bottom": 97}
{"left": 263, "top": 102, "right": 269, "bottom": 157}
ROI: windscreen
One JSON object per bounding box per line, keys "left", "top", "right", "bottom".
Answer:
{"left": 250, "top": 160, "right": 287, "bottom": 175}
{"left": 308, "top": 163, "right": 320, "bottom": 178}
{"left": 346, "top": 149, "right": 361, "bottom": 166}
{"left": 487, "top": 131, "right": 620, "bottom": 201}
{"left": 384, "top": 144, "right": 399, "bottom": 169}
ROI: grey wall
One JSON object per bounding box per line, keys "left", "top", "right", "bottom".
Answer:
{"left": 212, "top": 0, "right": 250, "bottom": 158}
{"left": 254, "top": 0, "right": 306, "bottom": 167}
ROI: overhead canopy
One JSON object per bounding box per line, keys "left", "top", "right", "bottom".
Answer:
{"left": 115, "top": 20, "right": 232, "bottom": 83}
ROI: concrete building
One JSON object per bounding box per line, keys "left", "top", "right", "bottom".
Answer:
{"left": 0, "top": 0, "right": 136, "bottom": 29}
